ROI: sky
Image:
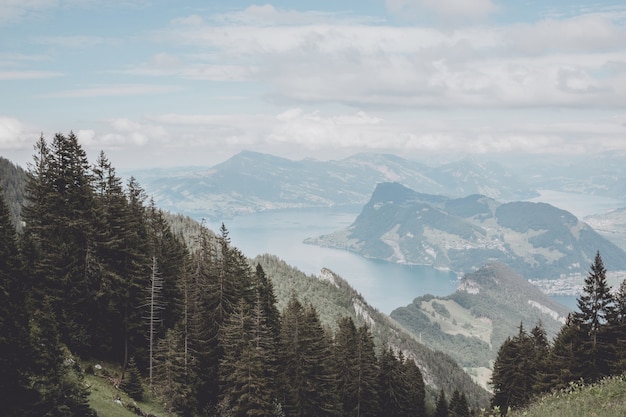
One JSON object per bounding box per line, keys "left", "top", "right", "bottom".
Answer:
{"left": 1, "top": 0, "right": 626, "bottom": 170}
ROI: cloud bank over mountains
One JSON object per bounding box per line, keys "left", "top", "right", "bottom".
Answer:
{"left": 1, "top": 1, "right": 625, "bottom": 168}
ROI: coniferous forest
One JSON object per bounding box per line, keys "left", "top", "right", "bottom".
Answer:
{"left": 4, "top": 132, "right": 626, "bottom": 417}
{"left": 489, "top": 251, "right": 626, "bottom": 415}
{"left": 0, "top": 134, "right": 435, "bottom": 417}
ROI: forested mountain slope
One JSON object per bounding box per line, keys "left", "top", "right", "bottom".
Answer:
{"left": 254, "top": 254, "right": 491, "bottom": 408}
{"left": 306, "top": 182, "right": 626, "bottom": 279}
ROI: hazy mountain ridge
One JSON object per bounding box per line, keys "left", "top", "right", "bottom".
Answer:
{"left": 390, "top": 263, "right": 571, "bottom": 388}
{"left": 132, "top": 151, "right": 538, "bottom": 219}
{"left": 519, "top": 152, "right": 626, "bottom": 199}
{"left": 305, "top": 182, "right": 626, "bottom": 279}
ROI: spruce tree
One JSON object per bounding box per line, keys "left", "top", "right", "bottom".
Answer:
{"left": 0, "top": 188, "right": 36, "bottom": 415}
{"left": 376, "top": 347, "right": 406, "bottom": 417}
{"left": 22, "top": 132, "right": 98, "bottom": 356}
{"left": 280, "top": 297, "right": 340, "bottom": 417}
{"left": 434, "top": 389, "right": 448, "bottom": 417}
{"left": 335, "top": 318, "right": 379, "bottom": 417}
{"left": 29, "top": 299, "right": 97, "bottom": 417}
{"left": 490, "top": 324, "right": 538, "bottom": 413}
{"left": 608, "top": 279, "right": 626, "bottom": 373}
{"left": 534, "top": 315, "right": 584, "bottom": 393}
{"left": 403, "top": 357, "right": 425, "bottom": 417}
{"left": 573, "top": 251, "right": 615, "bottom": 381}
{"left": 219, "top": 299, "right": 275, "bottom": 417}
{"left": 154, "top": 326, "right": 195, "bottom": 416}
{"left": 123, "top": 356, "right": 144, "bottom": 401}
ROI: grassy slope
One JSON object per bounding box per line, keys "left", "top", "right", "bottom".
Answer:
{"left": 482, "top": 377, "right": 626, "bottom": 417}
{"left": 85, "top": 362, "right": 167, "bottom": 417}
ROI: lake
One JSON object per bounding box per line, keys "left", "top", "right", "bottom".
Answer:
{"left": 206, "top": 207, "right": 459, "bottom": 314}
{"left": 203, "top": 190, "right": 626, "bottom": 314}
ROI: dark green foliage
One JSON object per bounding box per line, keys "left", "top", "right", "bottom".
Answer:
{"left": 571, "top": 251, "right": 615, "bottom": 381}
{"left": 449, "top": 390, "right": 470, "bottom": 417}
{"left": 28, "top": 300, "right": 97, "bottom": 417}
{"left": 534, "top": 316, "right": 583, "bottom": 393}
{"left": 280, "top": 297, "right": 340, "bottom": 417}
{"left": 335, "top": 317, "right": 380, "bottom": 417}
{"left": 154, "top": 326, "right": 195, "bottom": 416}
{"left": 122, "top": 356, "right": 144, "bottom": 401}
{"left": 434, "top": 389, "right": 448, "bottom": 417}
{"left": 403, "top": 357, "right": 426, "bottom": 417}
{"left": 0, "top": 156, "right": 27, "bottom": 230}
{"left": 0, "top": 188, "right": 36, "bottom": 415}
{"left": 22, "top": 132, "right": 100, "bottom": 356}
{"left": 490, "top": 323, "right": 546, "bottom": 413}
{"left": 219, "top": 299, "right": 275, "bottom": 417}
{"left": 376, "top": 348, "right": 408, "bottom": 417}
{"left": 493, "top": 252, "right": 626, "bottom": 412}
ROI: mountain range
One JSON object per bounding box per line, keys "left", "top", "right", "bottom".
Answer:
{"left": 132, "top": 151, "right": 538, "bottom": 219}
{"left": 305, "top": 182, "right": 626, "bottom": 279}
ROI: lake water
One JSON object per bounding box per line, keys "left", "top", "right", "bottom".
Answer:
{"left": 203, "top": 191, "right": 626, "bottom": 315}
{"left": 205, "top": 207, "right": 459, "bottom": 314}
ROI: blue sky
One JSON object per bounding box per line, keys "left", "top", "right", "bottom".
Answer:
{"left": 1, "top": 0, "right": 626, "bottom": 169}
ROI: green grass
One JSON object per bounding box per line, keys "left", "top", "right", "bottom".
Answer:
{"left": 478, "top": 376, "right": 626, "bottom": 417}
{"left": 85, "top": 362, "right": 168, "bottom": 417}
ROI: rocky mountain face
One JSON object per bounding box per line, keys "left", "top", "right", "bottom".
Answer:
{"left": 305, "top": 182, "right": 626, "bottom": 279}
{"left": 132, "top": 151, "right": 538, "bottom": 219}
{"left": 390, "top": 263, "right": 570, "bottom": 388}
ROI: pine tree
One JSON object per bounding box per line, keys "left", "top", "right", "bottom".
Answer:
{"left": 146, "top": 201, "right": 185, "bottom": 332}
{"left": 490, "top": 324, "right": 538, "bottom": 413}
{"left": 335, "top": 318, "right": 379, "bottom": 417}
{"left": 120, "top": 177, "right": 151, "bottom": 370}
{"left": 0, "top": 187, "right": 36, "bottom": 415}
{"left": 608, "top": 279, "right": 626, "bottom": 373}
{"left": 219, "top": 298, "right": 275, "bottom": 417}
{"left": 280, "top": 297, "right": 340, "bottom": 417}
{"left": 403, "top": 357, "right": 425, "bottom": 417}
{"left": 572, "top": 251, "right": 615, "bottom": 381}
{"left": 22, "top": 132, "right": 98, "bottom": 355}
{"left": 154, "top": 326, "right": 195, "bottom": 416}
{"left": 376, "top": 347, "right": 406, "bottom": 417}
{"left": 534, "top": 315, "right": 584, "bottom": 393}
{"left": 434, "top": 389, "right": 448, "bottom": 417}
{"left": 29, "top": 299, "right": 97, "bottom": 417}
{"left": 255, "top": 263, "right": 281, "bottom": 341}
{"left": 448, "top": 389, "right": 470, "bottom": 417}
{"left": 123, "top": 356, "right": 144, "bottom": 401}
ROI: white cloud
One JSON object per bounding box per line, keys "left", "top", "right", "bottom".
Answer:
{"left": 154, "top": 7, "right": 626, "bottom": 110}
{"left": 0, "top": 116, "right": 35, "bottom": 149}
{"left": 386, "top": 0, "right": 498, "bottom": 21}
{"left": 142, "top": 108, "right": 626, "bottom": 159}
{"left": 507, "top": 13, "right": 626, "bottom": 54}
